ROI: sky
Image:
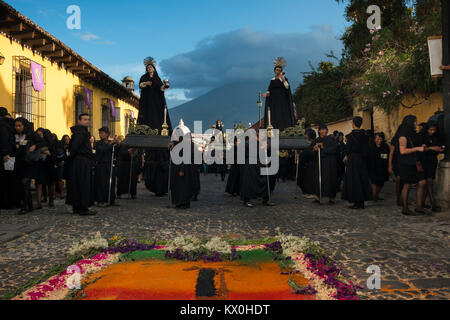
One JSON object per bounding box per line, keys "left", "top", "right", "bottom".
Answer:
{"left": 7, "top": 0, "right": 350, "bottom": 108}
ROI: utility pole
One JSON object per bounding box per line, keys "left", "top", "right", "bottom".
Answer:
{"left": 436, "top": 0, "right": 450, "bottom": 209}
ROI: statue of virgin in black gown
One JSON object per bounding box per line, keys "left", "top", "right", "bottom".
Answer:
{"left": 263, "top": 64, "right": 296, "bottom": 132}
{"left": 138, "top": 58, "right": 172, "bottom": 197}
{"left": 137, "top": 61, "right": 172, "bottom": 133}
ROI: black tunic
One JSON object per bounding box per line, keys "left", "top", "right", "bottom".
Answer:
{"left": 263, "top": 77, "right": 296, "bottom": 131}
{"left": 312, "top": 135, "right": 339, "bottom": 199}
{"left": 138, "top": 73, "right": 172, "bottom": 133}
{"left": 225, "top": 145, "right": 241, "bottom": 196}
{"left": 94, "top": 140, "right": 116, "bottom": 203}
{"left": 297, "top": 141, "right": 316, "bottom": 195}
{"left": 66, "top": 125, "right": 95, "bottom": 211}
{"left": 341, "top": 130, "right": 373, "bottom": 203}
{"left": 368, "top": 142, "right": 390, "bottom": 187}
{"left": 239, "top": 140, "right": 274, "bottom": 201}
{"left": 144, "top": 150, "right": 169, "bottom": 196}
{"left": 117, "top": 146, "right": 140, "bottom": 197}
{"left": 170, "top": 141, "right": 193, "bottom": 206}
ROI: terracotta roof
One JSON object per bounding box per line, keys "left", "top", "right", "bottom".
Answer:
{"left": 0, "top": 0, "right": 139, "bottom": 107}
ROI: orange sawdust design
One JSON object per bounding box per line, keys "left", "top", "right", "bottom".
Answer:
{"left": 80, "top": 260, "right": 316, "bottom": 300}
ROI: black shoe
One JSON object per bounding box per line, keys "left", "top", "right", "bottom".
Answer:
{"left": 423, "top": 205, "right": 432, "bottom": 209}
{"left": 49, "top": 200, "right": 55, "bottom": 208}
{"left": 402, "top": 209, "right": 423, "bottom": 216}
{"left": 414, "top": 208, "right": 427, "bottom": 215}
{"left": 131, "top": 195, "right": 137, "bottom": 200}
{"left": 432, "top": 205, "right": 442, "bottom": 212}
{"left": 79, "top": 210, "right": 97, "bottom": 216}
{"left": 349, "top": 204, "right": 364, "bottom": 210}
{"left": 17, "top": 209, "right": 29, "bottom": 215}
{"left": 263, "top": 201, "right": 276, "bottom": 207}
{"left": 35, "top": 206, "right": 43, "bottom": 210}
{"left": 313, "top": 200, "right": 320, "bottom": 204}
{"left": 109, "top": 203, "right": 120, "bottom": 207}
{"left": 244, "top": 202, "right": 254, "bottom": 208}
{"left": 328, "top": 200, "right": 335, "bottom": 205}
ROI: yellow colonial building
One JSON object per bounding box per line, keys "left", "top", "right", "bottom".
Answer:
{"left": 0, "top": 1, "right": 139, "bottom": 139}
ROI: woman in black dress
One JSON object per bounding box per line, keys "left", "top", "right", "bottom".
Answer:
{"left": 263, "top": 58, "right": 296, "bottom": 131}
{"left": 12, "top": 118, "right": 39, "bottom": 214}
{"left": 368, "top": 133, "right": 390, "bottom": 201}
{"left": 420, "top": 121, "right": 444, "bottom": 212}
{"left": 397, "top": 115, "right": 427, "bottom": 216}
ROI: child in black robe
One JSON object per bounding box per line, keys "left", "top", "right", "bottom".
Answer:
{"left": 368, "top": 133, "right": 390, "bottom": 201}
{"left": 312, "top": 125, "right": 339, "bottom": 205}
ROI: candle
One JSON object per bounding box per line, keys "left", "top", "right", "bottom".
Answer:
{"left": 164, "top": 107, "right": 167, "bottom": 124}
{"left": 268, "top": 107, "right": 271, "bottom": 126}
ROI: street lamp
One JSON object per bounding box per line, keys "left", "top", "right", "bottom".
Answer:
{"left": 257, "top": 91, "right": 263, "bottom": 128}
{"left": 0, "top": 52, "right": 5, "bottom": 65}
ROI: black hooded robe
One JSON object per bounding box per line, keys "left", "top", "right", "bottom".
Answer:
{"left": 94, "top": 140, "right": 116, "bottom": 204}
{"left": 66, "top": 125, "right": 95, "bottom": 212}
{"left": 312, "top": 136, "right": 339, "bottom": 199}
{"left": 341, "top": 130, "right": 373, "bottom": 203}
{"left": 225, "top": 145, "right": 241, "bottom": 196}
{"left": 117, "top": 146, "right": 140, "bottom": 197}
{"left": 144, "top": 150, "right": 169, "bottom": 196}
{"left": 170, "top": 141, "right": 193, "bottom": 207}
{"left": 239, "top": 140, "right": 274, "bottom": 202}
{"left": 263, "top": 77, "right": 296, "bottom": 132}
{"left": 297, "top": 142, "right": 316, "bottom": 195}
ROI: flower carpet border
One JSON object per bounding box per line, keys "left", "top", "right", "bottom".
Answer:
{"left": 10, "top": 234, "right": 361, "bottom": 300}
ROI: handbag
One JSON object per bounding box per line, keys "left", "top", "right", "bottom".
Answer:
{"left": 25, "top": 148, "right": 42, "bottom": 163}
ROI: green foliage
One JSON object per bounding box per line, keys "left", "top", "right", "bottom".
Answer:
{"left": 293, "top": 55, "right": 354, "bottom": 125}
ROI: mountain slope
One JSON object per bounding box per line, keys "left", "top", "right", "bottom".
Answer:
{"left": 168, "top": 81, "right": 269, "bottom": 130}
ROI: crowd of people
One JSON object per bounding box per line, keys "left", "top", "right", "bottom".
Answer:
{"left": 292, "top": 115, "right": 444, "bottom": 215}
{"left": 0, "top": 108, "right": 142, "bottom": 216}
{"left": 0, "top": 106, "right": 445, "bottom": 216}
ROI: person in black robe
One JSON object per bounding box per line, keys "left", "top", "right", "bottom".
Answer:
{"left": 263, "top": 62, "right": 296, "bottom": 132}
{"left": 389, "top": 130, "right": 404, "bottom": 207}
{"left": 419, "top": 121, "right": 444, "bottom": 212}
{"left": 240, "top": 134, "right": 276, "bottom": 207}
{"left": 169, "top": 132, "right": 193, "bottom": 209}
{"left": 66, "top": 114, "right": 96, "bottom": 215}
{"left": 0, "top": 109, "right": 18, "bottom": 210}
{"left": 94, "top": 127, "right": 118, "bottom": 207}
{"left": 117, "top": 145, "right": 141, "bottom": 199}
{"left": 297, "top": 128, "right": 316, "bottom": 198}
{"left": 225, "top": 137, "right": 241, "bottom": 196}
{"left": 336, "top": 132, "right": 346, "bottom": 192}
{"left": 341, "top": 117, "right": 373, "bottom": 209}
{"left": 144, "top": 150, "right": 170, "bottom": 197}
{"left": 311, "top": 125, "right": 339, "bottom": 205}
{"left": 368, "top": 133, "right": 390, "bottom": 201}
{"left": 190, "top": 141, "right": 201, "bottom": 201}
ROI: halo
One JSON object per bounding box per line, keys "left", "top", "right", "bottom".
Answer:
{"left": 144, "top": 57, "right": 157, "bottom": 67}
{"left": 273, "top": 57, "right": 287, "bottom": 69}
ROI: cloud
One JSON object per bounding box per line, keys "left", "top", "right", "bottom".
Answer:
{"left": 81, "top": 32, "right": 101, "bottom": 41}
{"left": 159, "top": 26, "right": 343, "bottom": 99}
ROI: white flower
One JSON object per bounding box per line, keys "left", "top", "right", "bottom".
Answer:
{"left": 204, "top": 237, "right": 232, "bottom": 254}
{"left": 68, "top": 232, "right": 108, "bottom": 256}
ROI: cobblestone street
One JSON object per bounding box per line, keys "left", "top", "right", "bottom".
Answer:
{"left": 0, "top": 175, "right": 449, "bottom": 300}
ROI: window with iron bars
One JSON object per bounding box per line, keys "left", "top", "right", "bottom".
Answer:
{"left": 101, "top": 98, "right": 120, "bottom": 137}
{"left": 74, "top": 85, "right": 93, "bottom": 133}
{"left": 12, "top": 56, "right": 46, "bottom": 129}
